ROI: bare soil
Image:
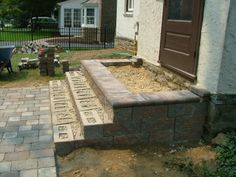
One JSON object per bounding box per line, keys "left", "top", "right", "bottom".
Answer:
{"left": 58, "top": 145, "right": 216, "bottom": 177}
{"left": 108, "top": 65, "right": 185, "bottom": 93}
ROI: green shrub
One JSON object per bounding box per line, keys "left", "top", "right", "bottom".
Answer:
{"left": 215, "top": 132, "right": 236, "bottom": 177}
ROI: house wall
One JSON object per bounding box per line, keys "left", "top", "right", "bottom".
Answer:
{"left": 133, "top": 0, "right": 236, "bottom": 135}
{"left": 197, "top": 0, "right": 231, "bottom": 94}
{"left": 218, "top": 0, "right": 236, "bottom": 94}
{"left": 136, "top": 0, "right": 235, "bottom": 95}
{"left": 115, "top": 0, "right": 140, "bottom": 40}
{"left": 204, "top": 0, "right": 236, "bottom": 135}
{"left": 136, "top": 0, "right": 164, "bottom": 65}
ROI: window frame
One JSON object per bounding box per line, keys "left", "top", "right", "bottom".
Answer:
{"left": 73, "top": 8, "right": 82, "bottom": 28}
{"left": 126, "top": 0, "right": 134, "bottom": 13}
{"left": 81, "top": 7, "right": 97, "bottom": 28}
{"left": 86, "top": 8, "right": 95, "bottom": 25}
{"left": 64, "top": 8, "right": 72, "bottom": 28}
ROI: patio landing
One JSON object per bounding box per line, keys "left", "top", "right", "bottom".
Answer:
{"left": 50, "top": 59, "right": 210, "bottom": 156}
{"left": 0, "top": 87, "right": 56, "bottom": 177}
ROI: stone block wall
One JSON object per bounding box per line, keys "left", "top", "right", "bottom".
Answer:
{"left": 115, "top": 37, "right": 137, "bottom": 54}
{"left": 143, "top": 60, "right": 192, "bottom": 89}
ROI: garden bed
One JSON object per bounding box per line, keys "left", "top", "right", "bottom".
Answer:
{"left": 107, "top": 65, "right": 187, "bottom": 93}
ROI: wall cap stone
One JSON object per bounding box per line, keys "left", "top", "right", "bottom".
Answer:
{"left": 81, "top": 60, "right": 201, "bottom": 109}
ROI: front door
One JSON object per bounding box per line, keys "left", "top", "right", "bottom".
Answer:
{"left": 159, "top": 0, "right": 203, "bottom": 80}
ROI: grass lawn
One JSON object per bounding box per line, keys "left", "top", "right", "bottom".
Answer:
{"left": 0, "top": 52, "right": 80, "bottom": 88}
{"left": 0, "top": 48, "right": 132, "bottom": 88}
{"left": 0, "top": 28, "right": 53, "bottom": 41}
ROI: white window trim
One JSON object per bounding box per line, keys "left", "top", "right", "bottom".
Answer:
{"left": 123, "top": 0, "right": 134, "bottom": 17}
{"left": 63, "top": 8, "right": 82, "bottom": 28}
{"left": 81, "top": 7, "right": 98, "bottom": 28}
{"left": 127, "top": 0, "right": 134, "bottom": 12}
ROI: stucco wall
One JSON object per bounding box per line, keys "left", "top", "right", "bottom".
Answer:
{"left": 218, "top": 0, "right": 236, "bottom": 94}
{"left": 116, "top": 0, "right": 140, "bottom": 40}
{"left": 137, "top": 0, "right": 164, "bottom": 65}
{"left": 197, "top": 0, "right": 231, "bottom": 93}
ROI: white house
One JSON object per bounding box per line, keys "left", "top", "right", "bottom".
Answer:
{"left": 58, "top": 0, "right": 101, "bottom": 35}
{"left": 116, "top": 0, "right": 236, "bottom": 135}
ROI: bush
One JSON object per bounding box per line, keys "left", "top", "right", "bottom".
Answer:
{"left": 215, "top": 132, "right": 236, "bottom": 177}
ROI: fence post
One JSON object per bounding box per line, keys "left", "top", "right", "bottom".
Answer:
{"left": 69, "top": 27, "right": 71, "bottom": 50}
{"left": 103, "top": 27, "right": 107, "bottom": 49}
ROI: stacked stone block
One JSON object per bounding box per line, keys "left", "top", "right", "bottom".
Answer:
{"left": 39, "top": 46, "right": 55, "bottom": 76}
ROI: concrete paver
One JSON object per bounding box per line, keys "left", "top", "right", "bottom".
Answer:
{"left": 0, "top": 87, "right": 57, "bottom": 176}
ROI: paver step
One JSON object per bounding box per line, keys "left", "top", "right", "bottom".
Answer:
{"left": 49, "top": 80, "right": 84, "bottom": 144}
{"left": 65, "top": 71, "right": 112, "bottom": 139}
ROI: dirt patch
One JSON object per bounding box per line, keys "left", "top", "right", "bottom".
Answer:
{"left": 57, "top": 145, "right": 189, "bottom": 177}
{"left": 107, "top": 65, "right": 185, "bottom": 93}
{"left": 184, "top": 146, "right": 216, "bottom": 165}
{"left": 58, "top": 145, "right": 216, "bottom": 177}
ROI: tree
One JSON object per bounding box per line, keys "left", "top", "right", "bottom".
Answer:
{"left": 0, "top": 0, "right": 63, "bottom": 27}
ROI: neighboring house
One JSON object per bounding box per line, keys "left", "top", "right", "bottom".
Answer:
{"left": 116, "top": 0, "right": 236, "bottom": 136}
{"left": 58, "top": 0, "right": 116, "bottom": 36}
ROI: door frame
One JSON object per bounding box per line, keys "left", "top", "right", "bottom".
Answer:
{"left": 158, "top": 0, "right": 205, "bottom": 81}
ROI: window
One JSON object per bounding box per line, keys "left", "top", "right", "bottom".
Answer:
{"left": 81, "top": 7, "right": 97, "bottom": 27}
{"left": 64, "top": 9, "right": 72, "bottom": 27}
{"left": 74, "top": 9, "right": 81, "bottom": 27}
{"left": 86, "top": 8, "right": 95, "bottom": 25}
{"left": 168, "top": 0, "right": 193, "bottom": 20}
{"left": 126, "top": 0, "right": 134, "bottom": 12}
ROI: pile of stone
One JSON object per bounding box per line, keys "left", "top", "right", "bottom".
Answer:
{"left": 18, "top": 58, "right": 39, "bottom": 70}
{"left": 18, "top": 41, "right": 62, "bottom": 54}
{"left": 39, "top": 45, "right": 56, "bottom": 76}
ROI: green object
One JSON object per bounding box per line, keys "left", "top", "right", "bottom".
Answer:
{"left": 97, "top": 52, "right": 132, "bottom": 58}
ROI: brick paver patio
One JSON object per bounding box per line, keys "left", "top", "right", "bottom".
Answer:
{"left": 0, "top": 87, "right": 57, "bottom": 177}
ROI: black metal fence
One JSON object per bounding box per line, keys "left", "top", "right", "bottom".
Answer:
{"left": 0, "top": 27, "right": 115, "bottom": 50}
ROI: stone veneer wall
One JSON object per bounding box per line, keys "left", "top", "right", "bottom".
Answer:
{"left": 115, "top": 37, "right": 137, "bottom": 54}
{"left": 142, "top": 60, "right": 192, "bottom": 89}
{"left": 207, "top": 94, "right": 236, "bottom": 137}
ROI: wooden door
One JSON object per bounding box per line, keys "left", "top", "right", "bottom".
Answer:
{"left": 159, "top": 0, "right": 203, "bottom": 80}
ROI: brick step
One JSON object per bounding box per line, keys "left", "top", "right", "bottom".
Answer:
{"left": 65, "top": 71, "right": 112, "bottom": 139}
{"left": 49, "top": 80, "right": 84, "bottom": 144}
